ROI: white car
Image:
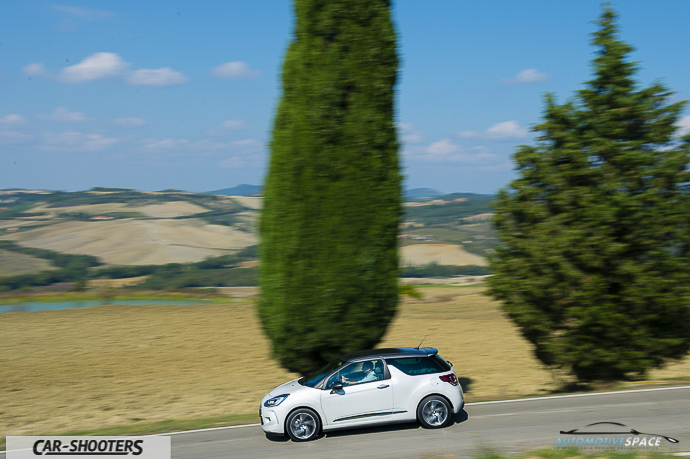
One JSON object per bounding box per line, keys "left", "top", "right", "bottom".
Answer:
{"left": 260, "top": 347, "right": 464, "bottom": 441}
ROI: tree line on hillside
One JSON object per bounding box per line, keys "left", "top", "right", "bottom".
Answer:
{"left": 0, "top": 242, "right": 258, "bottom": 292}
{"left": 0, "top": 239, "right": 490, "bottom": 293}
{"left": 404, "top": 194, "right": 494, "bottom": 226}
{"left": 402, "top": 263, "right": 490, "bottom": 278}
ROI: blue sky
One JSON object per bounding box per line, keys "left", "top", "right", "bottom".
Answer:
{"left": 2, "top": 1, "right": 689, "bottom": 194}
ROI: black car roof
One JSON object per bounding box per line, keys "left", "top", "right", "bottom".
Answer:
{"left": 340, "top": 347, "right": 439, "bottom": 362}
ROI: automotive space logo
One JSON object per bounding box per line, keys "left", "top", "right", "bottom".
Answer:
{"left": 6, "top": 436, "right": 170, "bottom": 459}
{"left": 554, "top": 422, "right": 679, "bottom": 450}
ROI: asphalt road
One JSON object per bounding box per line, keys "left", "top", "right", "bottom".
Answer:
{"left": 170, "top": 386, "right": 690, "bottom": 458}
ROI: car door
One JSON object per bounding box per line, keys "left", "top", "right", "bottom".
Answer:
{"left": 320, "top": 359, "right": 394, "bottom": 426}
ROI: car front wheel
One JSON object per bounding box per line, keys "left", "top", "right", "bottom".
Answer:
{"left": 286, "top": 408, "right": 321, "bottom": 441}
{"left": 417, "top": 395, "right": 451, "bottom": 428}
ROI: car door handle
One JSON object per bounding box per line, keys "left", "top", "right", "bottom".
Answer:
{"left": 377, "top": 384, "right": 389, "bottom": 389}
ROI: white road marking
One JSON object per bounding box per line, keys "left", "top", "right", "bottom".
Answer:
{"left": 156, "top": 423, "right": 261, "bottom": 436}
{"left": 467, "top": 385, "right": 690, "bottom": 406}
{"left": 154, "top": 385, "right": 690, "bottom": 436}
{"left": 2, "top": 384, "right": 687, "bottom": 455}
{"left": 471, "top": 402, "right": 654, "bottom": 419}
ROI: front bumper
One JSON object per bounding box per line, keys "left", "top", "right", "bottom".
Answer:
{"left": 259, "top": 407, "right": 282, "bottom": 434}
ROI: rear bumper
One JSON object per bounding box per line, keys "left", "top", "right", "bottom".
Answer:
{"left": 449, "top": 386, "right": 464, "bottom": 414}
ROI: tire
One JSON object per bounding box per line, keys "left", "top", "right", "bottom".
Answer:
{"left": 285, "top": 408, "right": 321, "bottom": 442}
{"left": 417, "top": 395, "right": 451, "bottom": 428}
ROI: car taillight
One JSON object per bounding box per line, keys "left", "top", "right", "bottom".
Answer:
{"left": 439, "top": 374, "right": 458, "bottom": 386}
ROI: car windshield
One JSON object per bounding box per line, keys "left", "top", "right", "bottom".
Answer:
{"left": 302, "top": 358, "right": 344, "bottom": 387}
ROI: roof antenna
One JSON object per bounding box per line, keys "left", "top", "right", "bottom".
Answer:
{"left": 415, "top": 335, "right": 427, "bottom": 350}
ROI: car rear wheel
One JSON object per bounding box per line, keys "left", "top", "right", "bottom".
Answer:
{"left": 286, "top": 408, "right": 321, "bottom": 442}
{"left": 417, "top": 395, "right": 451, "bottom": 428}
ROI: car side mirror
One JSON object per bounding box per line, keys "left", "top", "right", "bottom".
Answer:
{"left": 447, "top": 360, "right": 453, "bottom": 367}
{"left": 330, "top": 382, "right": 344, "bottom": 393}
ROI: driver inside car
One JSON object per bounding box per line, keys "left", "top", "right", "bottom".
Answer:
{"left": 343, "top": 360, "right": 379, "bottom": 385}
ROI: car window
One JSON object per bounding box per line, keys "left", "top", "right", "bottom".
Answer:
{"left": 432, "top": 354, "right": 452, "bottom": 371}
{"left": 304, "top": 358, "right": 344, "bottom": 388}
{"left": 325, "top": 359, "right": 385, "bottom": 388}
{"left": 385, "top": 356, "right": 449, "bottom": 376}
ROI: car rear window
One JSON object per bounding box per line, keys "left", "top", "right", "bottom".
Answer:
{"left": 385, "top": 355, "right": 451, "bottom": 376}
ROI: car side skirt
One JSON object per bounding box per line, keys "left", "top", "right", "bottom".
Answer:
{"left": 333, "top": 409, "right": 407, "bottom": 423}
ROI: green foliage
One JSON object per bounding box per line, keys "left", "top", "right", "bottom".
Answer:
{"left": 135, "top": 267, "right": 257, "bottom": 289}
{"left": 488, "top": 7, "right": 690, "bottom": 382}
{"left": 196, "top": 210, "right": 243, "bottom": 227}
{"left": 404, "top": 194, "right": 494, "bottom": 225}
{"left": 0, "top": 242, "right": 99, "bottom": 290}
{"left": 94, "top": 251, "right": 258, "bottom": 289}
{"left": 235, "top": 245, "right": 258, "bottom": 259}
{"left": 402, "top": 263, "right": 491, "bottom": 278}
{"left": 0, "top": 201, "right": 39, "bottom": 219}
{"left": 260, "top": 0, "right": 402, "bottom": 375}
{"left": 0, "top": 241, "right": 100, "bottom": 271}
{"left": 0, "top": 243, "right": 258, "bottom": 291}
{"left": 398, "top": 283, "right": 422, "bottom": 299}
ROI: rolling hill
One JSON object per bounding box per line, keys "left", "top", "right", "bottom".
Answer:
{"left": 0, "top": 188, "right": 497, "bottom": 276}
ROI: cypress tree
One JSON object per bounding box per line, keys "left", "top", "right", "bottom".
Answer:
{"left": 488, "top": 6, "right": 690, "bottom": 382}
{"left": 259, "top": 0, "right": 401, "bottom": 375}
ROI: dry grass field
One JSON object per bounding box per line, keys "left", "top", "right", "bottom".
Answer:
{"left": 1, "top": 218, "right": 257, "bottom": 265}
{"left": 29, "top": 201, "right": 210, "bottom": 219}
{"left": 400, "top": 243, "right": 488, "bottom": 266}
{"left": 0, "top": 250, "right": 55, "bottom": 276}
{"left": 1, "top": 286, "right": 689, "bottom": 437}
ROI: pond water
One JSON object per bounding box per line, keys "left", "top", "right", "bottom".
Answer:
{"left": 0, "top": 299, "right": 214, "bottom": 313}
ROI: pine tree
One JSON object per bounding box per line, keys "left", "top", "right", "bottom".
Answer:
{"left": 488, "top": 6, "right": 690, "bottom": 382}
{"left": 259, "top": 0, "right": 401, "bottom": 375}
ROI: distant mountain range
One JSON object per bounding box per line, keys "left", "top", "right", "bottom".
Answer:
{"left": 405, "top": 188, "right": 444, "bottom": 200}
{"left": 203, "top": 185, "right": 494, "bottom": 201}
{"left": 205, "top": 184, "right": 262, "bottom": 196}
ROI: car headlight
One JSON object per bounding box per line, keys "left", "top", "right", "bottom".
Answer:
{"left": 264, "top": 394, "right": 289, "bottom": 407}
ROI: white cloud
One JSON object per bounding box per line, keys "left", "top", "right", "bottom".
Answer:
{"left": 113, "top": 117, "right": 147, "bottom": 128}
{"left": 221, "top": 120, "right": 248, "bottom": 131}
{"left": 0, "top": 130, "right": 33, "bottom": 143}
{"left": 502, "top": 68, "right": 549, "bottom": 84}
{"left": 220, "top": 139, "right": 265, "bottom": 167}
{"left": 221, "top": 155, "right": 262, "bottom": 168}
{"left": 426, "top": 139, "right": 460, "bottom": 156}
{"left": 125, "top": 68, "right": 187, "bottom": 87}
{"left": 405, "top": 139, "right": 497, "bottom": 165}
{"left": 0, "top": 115, "right": 32, "bottom": 144}
{"left": 232, "top": 139, "right": 263, "bottom": 151}
{"left": 37, "top": 107, "right": 92, "bottom": 123}
{"left": 677, "top": 115, "right": 690, "bottom": 136}
{"left": 23, "top": 63, "right": 47, "bottom": 77}
{"left": 485, "top": 120, "right": 529, "bottom": 139}
{"left": 211, "top": 61, "right": 261, "bottom": 79}
{"left": 140, "top": 138, "right": 229, "bottom": 154}
{"left": 51, "top": 5, "right": 114, "bottom": 20}
{"left": 0, "top": 114, "right": 28, "bottom": 126}
{"left": 58, "top": 52, "right": 129, "bottom": 83}
{"left": 208, "top": 120, "right": 248, "bottom": 136}
{"left": 459, "top": 120, "right": 528, "bottom": 140}
{"left": 41, "top": 131, "right": 119, "bottom": 152}
{"left": 191, "top": 139, "right": 229, "bottom": 151}
{"left": 398, "top": 123, "right": 423, "bottom": 144}
{"left": 25, "top": 53, "right": 186, "bottom": 87}
{"left": 142, "top": 138, "right": 190, "bottom": 152}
